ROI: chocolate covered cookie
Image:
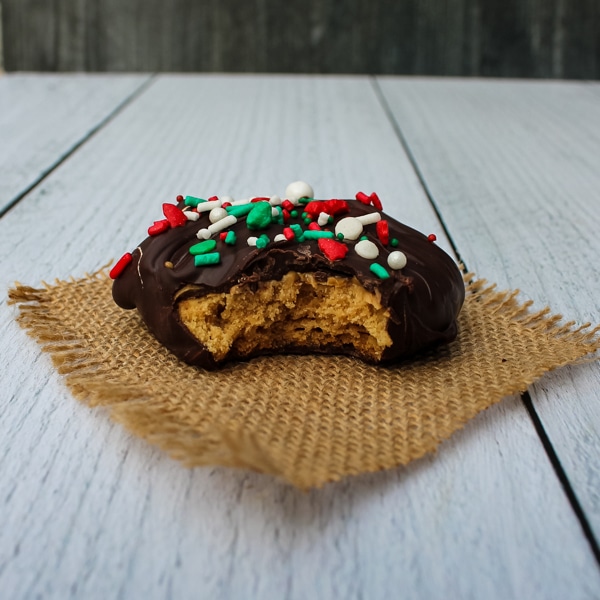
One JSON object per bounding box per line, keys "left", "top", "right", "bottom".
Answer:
{"left": 111, "top": 184, "right": 465, "bottom": 369}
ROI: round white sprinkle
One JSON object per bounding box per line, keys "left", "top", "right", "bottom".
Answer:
{"left": 247, "top": 236, "right": 258, "bottom": 247}
{"left": 356, "top": 212, "right": 381, "bottom": 226}
{"left": 184, "top": 210, "right": 200, "bottom": 221}
{"left": 317, "top": 211, "right": 330, "bottom": 227}
{"left": 209, "top": 207, "right": 228, "bottom": 223}
{"left": 269, "top": 195, "right": 282, "bottom": 206}
{"left": 335, "top": 216, "right": 363, "bottom": 241}
{"left": 355, "top": 239, "right": 379, "bottom": 260}
{"left": 387, "top": 251, "right": 407, "bottom": 270}
{"left": 285, "top": 181, "right": 314, "bottom": 202}
{"left": 197, "top": 228, "right": 211, "bottom": 240}
{"left": 273, "top": 233, "right": 287, "bottom": 242}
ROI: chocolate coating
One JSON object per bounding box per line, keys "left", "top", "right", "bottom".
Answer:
{"left": 112, "top": 200, "right": 465, "bottom": 368}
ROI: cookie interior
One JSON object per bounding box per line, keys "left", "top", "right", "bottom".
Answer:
{"left": 177, "top": 271, "right": 392, "bottom": 362}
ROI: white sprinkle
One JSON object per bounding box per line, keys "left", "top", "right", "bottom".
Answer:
{"left": 317, "top": 212, "right": 330, "bottom": 227}
{"left": 196, "top": 228, "right": 211, "bottom": 240}
{"left": 269, "top": 195, "right": 282, "bottom": 206}
{"left": 184, "top": 210, "right": 200, "bottom": 221}
{"left": 208, "top": 214, "right": 237, "bottom": 234}
{"left": 355, "top": 239, "right": 379, "bottom": 260}
{"left": 335, "top": 216, "right": 363, "bottom": 241}
{"left": 232, "top": 198, "right": 251, "bottom": 206}
{"left": 195, "top": 199, "right": 222, "bottom": 213}
{"left": 388, "top": 251, "right": 407, "bottom": 270}
{"left": 285, "top": 181, "right": 314, "bottom": 202}
{"left": 356, "top": 212, "right": 382, "bottom": 226}
{"left": 273, "top": 233, "right": 287, "bottom": 242}
{"left": 209, "top": 207, "right": 228, "bottom": 223}
{"left": 220, "top": 195, "right": 234, "bottom": 204}
{"left": 247, "top": 236, "right": 258, "bottom": 247}
{"left": 271, "top": 207, "right": 280, "bottom": 218}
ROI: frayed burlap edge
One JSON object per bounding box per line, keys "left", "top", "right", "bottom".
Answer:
{"left": 7, "top": 270, "right": 600, "bottom": 489}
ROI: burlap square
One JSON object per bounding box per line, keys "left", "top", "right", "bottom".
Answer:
{"left": 8, "top": 270, "right": 600, "bottom": 489}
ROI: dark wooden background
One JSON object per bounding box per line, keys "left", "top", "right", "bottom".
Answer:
{"left": 2, "top": 0, "right": 598, "bottom": 78}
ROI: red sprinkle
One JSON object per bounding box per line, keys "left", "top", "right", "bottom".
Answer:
{"left": 283, "top": 227, "right": 295, "bottom": 241}
{"left": 376, "top": 219, "right": 389, "bottom": 245}
{"left": 308, "top": 222, "right": 321, "bottom": 231}
{"left": 282, "top": 209, "right": 291, "bottom": 223}
{"left": 251, "top": 196, "right": 270, "bottom": 203}
{"left": 219, "top": 232, "right": 228, "bottom": 241}
{"left": 208, "top": 195, "right": 219, "bottom": 202}
{"left": 428, "top": 233, "right": 437, "bottom": 243}
{"left": 109, "top": 253, "right": 133, "bottom": 279}
{"left": 221, "top": 202, "right": 232, "bottom": 208}
{"left": 369, "top": 192, "right": 383, "bottom": 211}
{"left": 176, "top": 195, "right": 184, "bottom": 203}
{"left": 148, "top": 219, "right": 170, "bottom": 236}
{"left": 318, "top": 238, "right": 348, "bottom": 261}
{"left": 163, "top": 203, "right": 187, "bottom": 228}
{"left": 356, "top": 191, "right": 370, "bottom": 204}
{"left": 304, "top": 199, "right": 349, "bottom": 217}
{"left": 282, "top": 199, "right": 295, "bottom": 212}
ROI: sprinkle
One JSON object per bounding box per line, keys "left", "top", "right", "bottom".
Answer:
{"left": 251, "top": 196, "right": 270, "bottom": 203}
{"left": 164, "top": 261, "right": 174, "bottom": 269}
{"left": 256, "top": 234, "right": 270, "bottom": 249}
{"left": 304, "top": 218, "right": 312, "bottom": 226}
{"left": 318, "top": 238, "right": 348, "bottom": 261}
{"left": 184, "top": 210, "right": 200, "bottom": 221}
{"left": 195, "top": 199, "right": 222, "bottom": 213}
{"left": 335, "top": 216, "right": 363, "bottom": 240}
{"left": 269, "top": 195, "right": 282, "bottom": 206}
{"left": 391, "top": 238, "right": 399, "bottom": 247}
{"left": 208, "top": 214, "right": 237, "bottom": 235}
{"left": 285, "top": 181, "right": 314, "bottom": 202}
{"left": 209, "top": 207, "right": 229, "bottom": 223}
{"left": 163, "top": 203, "right": 188, "bottom": 227}
{"left": 317, "top": 212, "right": 330, "bottom": 227}
{"left": 428, "top": 233, "right": 437, "bottom": 243}
{"left": 226, "top": 203, "right": 254, "bottom": 218}
{"left": 247, "top": 237, "right": 258, "bottom": 246}
{"left": 290, "top": 224, "right": 304, "bottom": 239}
{"left": 282, "top": 200, "right": 295, "bottom": 212}
{"left": 298, "top": 197, "right": 312, "bottom": 204}
{"left": 290, "top": 210, "right": 298, "bottom": 218}
{"left": 356, "top": 212, "right": 381, "bottom": 226}
{"left": 301, "top": 212, "right": 308, "bottom": 219}
{"left": 388, "top": 251, "right": 407, "bottom": 270}
{"left": 148, "top": 219, "right": 170, "bottom": 236}
{"left": 184, "top": 196, "right": 205, "bottom": 207}
{"left": 376, "top": 220, "right": 389, "bottom": 245}
{"left": 356, "top": 191, "right": 370, "bottom": 204}
{"left": 208, "top": 195, "right": 219, "bottom": 202}
{"left": 301, "top": 230, "right": 334, "bottom": 240}
{"left": 194, "top": 252, "right": 221, "bottom": 266}
{"left": 220, "top": 195, "right": 234, "bottom": 204}
{"left": 370, "top": 263, "right": 390, "bottom": 279}
{"left": 359, "top": 235, "right": 368, "bottom": 241}
{"left": 274, "top": 233, "right": 287, "bottom": 242}
{"left": 282, "top": 209, "right": 291, "bottom": 223}
{"left": 109, "top": 253, "right": 132, "bottom": 279}
{"left": 308, "top": 222, "right": 321, "bottom": 231}
{"left": 283, "top": 227, "right": 295, "bottom": 241}
{"left": 231, "top": 198, "right": 251, "bottom": 206}
{"left": 246, "top": 202, "right": 273, "bottom": 230}
{"left": 176, "top": 195, "right": 184, "bottom": 203}
{"left": 271, "top": 207, "right": 281, "bottom": 218}
{"left": 337, "top": 233, "right": 344, "bottom": 240}
{"left": 219, "top": 232, "right": 228, "bottom": 241}
{"left": 197, "top": 228, "right": 210, "bottom": 240}
{"left": 189, "top": 240, "right": 217, "bottom": 255}
{"left": 225, "top": 231, "right": 237, "bottom": 245}
{"left": 355, "top": 239, "right": 379, "bottom": 259}
{"left": 369, "top": 192, "right": 383, "bottom": 211}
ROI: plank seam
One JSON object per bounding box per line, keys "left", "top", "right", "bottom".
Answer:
{"left": 371, "top": 75, "right": 600, "bottom": 570}
{"left": 0, "top": 74, "right": 157, "bottom": 220}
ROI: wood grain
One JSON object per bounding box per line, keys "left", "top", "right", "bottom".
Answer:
{"left": 2, "top": 0, "right": 598, "bottom": 78}
{"left": 377, "top": 76, "right": 600, "bottom": 544}
{"left": 1, "top": 74, "right": 600, "bottom": 598}
{"left": 0, "top": 73, "right": 151, "bottom": 215}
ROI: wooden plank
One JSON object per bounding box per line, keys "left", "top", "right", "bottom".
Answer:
{"left": 377, "top": 76, "right": 600, "bottom": 544}
{"left": 0, "top": 73, "right": 151, "bottom": 215}
{"left": 1, "top": 75, "right": 599, "bottom": 599}
{"left": 2, "top": 0, "right": 599, "bottom": 78}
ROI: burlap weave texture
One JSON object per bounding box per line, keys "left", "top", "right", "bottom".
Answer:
{"left": 9, "top": 271, "right": 600, "bottom": 489}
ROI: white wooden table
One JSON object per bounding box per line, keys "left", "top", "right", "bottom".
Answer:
{"left": 1, "top": 74, "right": 599, "bottom": 600}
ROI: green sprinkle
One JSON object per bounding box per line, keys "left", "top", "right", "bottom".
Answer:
{"left": 304, "top": 217, "right": 312, "bottom": 225}
{"left": 256, "top": 234, "right": 270, "bottom": 249}
{"left": 246, "top": 202, "right": 272, "bottom": 230}
{"left": 225, "top": 231, "right": 237, "bottom": 245}
{"left": 274, "top": 206, "right": 284, "bottom": 224}
{"left": 290, "top": 224, "right": 304, "bottom": 239}
{"left": 301, "top": 212, "right": 308, "bottom": 219}
{"left": 290, "top": 210, "right": 298, "bottom": 218}
{"left": 189, "top": 240, "right": 217, "bottom": 255}
{"left": 194, "top": 252, "right": 221, "bottom": 266}
{"left": 391, "top": 238, "right": 399, "bottom": 247}
{"left": 226, "top": 203, "right": 254, "bottom": 218}
{"left": 298, "top": 197, "right": 312, "bottom": 204}
{"left": 337, "top": 233, "right": 344, "bottom": 241}
{"left": 184, "top": 196, "right": 206, "bottom": 207}
{"left": 301, "top": 230, "right": 334, "bottom": 240}
{"left": 370, "top": 263, "right": 390, "bottom": 279}
{"left": 328, "top": 216, "right": 334, "bottom": 224}
{"left": 360, "top": 235, "right": 368, "bottom": 241}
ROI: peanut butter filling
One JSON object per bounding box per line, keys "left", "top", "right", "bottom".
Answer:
{"left": 177, "top": 272, "right": 392, "bottom": 362}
